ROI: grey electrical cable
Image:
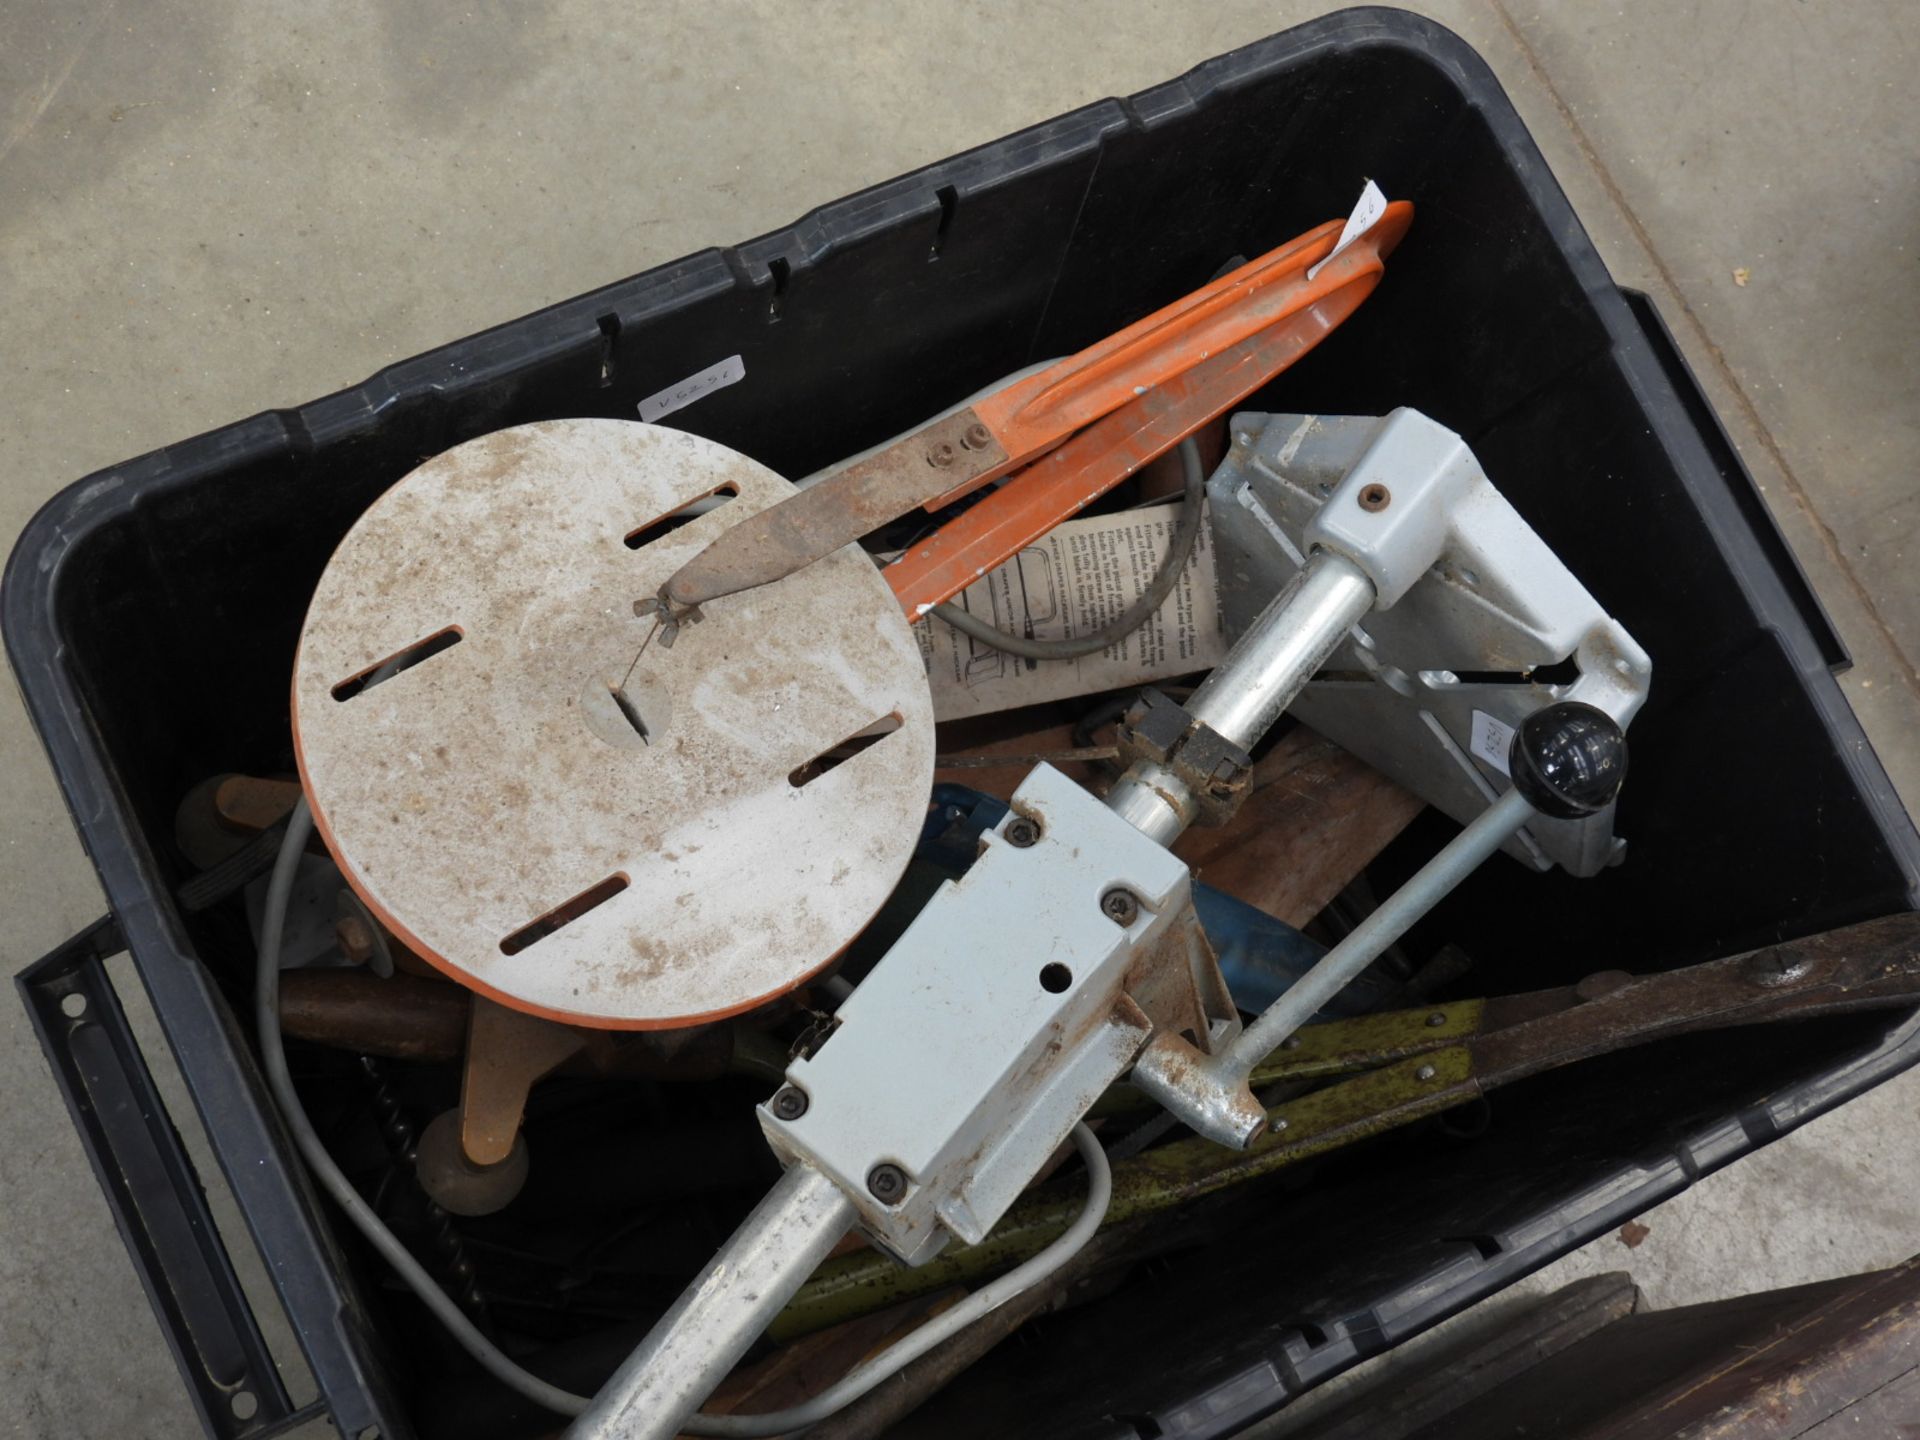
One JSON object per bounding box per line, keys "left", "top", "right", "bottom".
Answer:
{"left": 255, "top": 800, "right": 591, "bottom": 1416}
{"left": 930, "top": 436, "right": 1206, "bottom": 661}
{"left": 680, "top": 1122, "right": 1111, "bottom": 1438}
{"left": 257, "top": 801, "right": 1112, "bottom": 1428}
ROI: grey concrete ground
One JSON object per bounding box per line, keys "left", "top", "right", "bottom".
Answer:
{"left": 2, "top": 2, "right": 1916, "bottom": 1435}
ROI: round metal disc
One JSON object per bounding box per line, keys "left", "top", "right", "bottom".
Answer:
{"left": 292, "top": 419, "right": 934, "bottom": 1029}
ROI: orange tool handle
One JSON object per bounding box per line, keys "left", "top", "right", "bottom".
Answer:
{"left": 891, "top": 201, "right": 1413, "bottom": 615}
{"left": 661, "top": 205, "right": 1410, "bottom": 614}
{"left": 938, "top": 203, "right": 1409, "bottom": 508}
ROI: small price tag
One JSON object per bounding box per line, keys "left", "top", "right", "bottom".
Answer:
{"left": 1469, "top": 709, "right": 1516, "bottom": 777}
{"left": 1306, "top": 180, "right": 1389, "bottom": 281}
{"left": 638, "top": 354, "right": 746, "bottom": 423}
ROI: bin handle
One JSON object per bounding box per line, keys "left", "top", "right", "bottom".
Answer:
{"left": 16, "top": 917, "right": 321, "bottom": 1440}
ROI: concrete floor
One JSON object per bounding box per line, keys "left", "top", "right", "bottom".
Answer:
{"left": 2, "top": 2, "right": 1917, "bottom": 1435}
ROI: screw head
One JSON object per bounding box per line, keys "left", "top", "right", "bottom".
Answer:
{"left": 1425, "top": 1011, "right": 1447, "bottom": 1028}
{"left": 867, "top": 1163, "right": 908, "bottom": 1205}
{"left": 1415, "top": 1063, "right": 1438, "bottom": 1082}
{"left": 770, "top": 1087, "right": 809, "bottom": 1122}
{"left": 1100, "top": 888, "right": 1140, "bottom": 926}
{"left": 1270, "top": 1116, "right": 1289, "bottom": 1133}
{"left": 1004, "top": 816, "right": 1040, "bottom": 848}
{"left": 961, "top": 422, "right": 992, "bottom": 451}
{"left": 927, "top": 442, "right": 956, "bottom": 469}
{"left": 1358, "top": 482, "right": 1392, "bottom": 512}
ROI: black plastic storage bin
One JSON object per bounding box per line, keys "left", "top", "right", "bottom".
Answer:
{"left": 9, "top": 9, "right": 1920, "bottom": 1439}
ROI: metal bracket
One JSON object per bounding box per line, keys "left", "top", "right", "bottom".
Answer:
{"left": 762, "top": 764, "right": 1205, "bottom": 1264}
{"left": 1114, "top": 688, "right": 1256, "bottom": 826}
{"left": 1209, "top": 409, "right": 1652, "bottom": 876}
{"left": 16, "top": 918, "right": 321, "bottom": 1440}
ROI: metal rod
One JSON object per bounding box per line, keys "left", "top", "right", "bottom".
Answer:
{"left": 1188, "top": 550, "right": 1377, "bottom": 749}
{"left": 1102, "top": 759, "right": 1190, "bottom": 846}
{"left": 1225, "top": 785, "right": 1535, "bottom": 1076}
{"left": 1105, "top": 550, "right": 1376, "bottom": 846}
{"left": 566, "top": 1163, "right": 856, "bottom": 1440}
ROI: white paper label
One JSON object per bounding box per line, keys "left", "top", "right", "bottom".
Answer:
{"left": 1306, "top": 179, "right": 1389, "bottom": 281}
{"left": 1469, "top": 709, "right": 1516, "bottom": 777}
{"left": 637, "top": 354, "right": 746, "bottom": 423}
{"left": 911, "top": 503, "right": 1226, "bottom": 723}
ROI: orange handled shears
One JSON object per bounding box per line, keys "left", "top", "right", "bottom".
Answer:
{"left": 659, "top": 202, "right": 1413, "bottom": 620}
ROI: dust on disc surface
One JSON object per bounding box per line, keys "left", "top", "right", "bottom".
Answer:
{"left": 292, "top": 418, "right": 935, "bottom": 1029}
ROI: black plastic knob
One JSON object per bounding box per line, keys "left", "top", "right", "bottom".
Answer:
{"left": 1508, "top": 701, "right": 1628, "bottom": 819}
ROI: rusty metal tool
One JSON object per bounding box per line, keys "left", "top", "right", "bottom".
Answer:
{"left": 774, "top": 910, "right": 1920, "bottom": 1340}
{"left": 656, "top": 203, "right": 1413, "bottom": 622}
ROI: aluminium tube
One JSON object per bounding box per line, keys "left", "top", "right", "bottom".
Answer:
{"left": 565, "top": 1163, "right": 855, "bottom": 1440}
{"left": 1226, "top": 785, "right": 1535, "bottom": 1075}
{"left": 1105, "top": 550, "right": 1376, "bottom": 846}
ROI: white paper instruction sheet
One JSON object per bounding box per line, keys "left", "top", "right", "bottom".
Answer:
{"left": 915, "top": 502, "right": 1227, "bottom": 722}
